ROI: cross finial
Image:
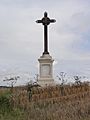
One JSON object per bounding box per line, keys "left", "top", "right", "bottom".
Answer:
{"left": 44, "top": 12, "right": 47, "bottom": 17}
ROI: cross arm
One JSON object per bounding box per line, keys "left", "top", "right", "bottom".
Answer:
{"left": 50, "top": 19, "right": 56, "bottom": 23}
{"left": 36, "top": 20, "right": 42, "bottom": 23}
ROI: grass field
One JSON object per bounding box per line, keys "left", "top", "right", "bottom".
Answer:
{"left": 0, "top": 82, "right": 90, "bottom": 120}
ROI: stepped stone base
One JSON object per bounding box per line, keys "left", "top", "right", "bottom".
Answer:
{"left": 38, "top": 78, "right": 55, "bottom": 87}
{"left": 38, "top": 54, "right": 55, "bottom": 87}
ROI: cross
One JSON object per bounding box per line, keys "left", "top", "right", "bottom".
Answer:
{"left": 36, "top": 12, "right": 56, "bottom": 54}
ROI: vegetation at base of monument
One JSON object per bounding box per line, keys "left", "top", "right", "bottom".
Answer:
{"left": 0, "top": 82, "right": 90, "bottom": 120}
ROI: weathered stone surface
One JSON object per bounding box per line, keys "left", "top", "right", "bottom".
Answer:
{"left": 38, "top": 54, "right": 55, "bottom": 87}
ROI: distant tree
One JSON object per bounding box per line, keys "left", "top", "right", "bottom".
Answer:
{"left": 3, "top": 76, "right": 20, "bottom": 92}
{"left": 73, "top": 76, "right": 81, "bottom": 85}
{"left": 26, "top": 82, "right": 33, "bottom": 102}
{"left": 26, "top": 77, "right": 40, "bottom": 102}
{"left": 73, "top": 75, "right": 86, "bottom": 85}
{"left": 34, "top": 74, "right": 39, "bottom": 82}
{"left": 57, "top": 72, "right": 67, "bottom": 86}
{"left": 57, "top": 72, "right": 67, "bottom": 96}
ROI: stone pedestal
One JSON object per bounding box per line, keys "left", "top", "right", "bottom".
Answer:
{"left": 38, "top": 54, "right": 55, "bottom": 87}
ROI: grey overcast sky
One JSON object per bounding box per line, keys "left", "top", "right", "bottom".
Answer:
{"left": 0, "top": 0, "right": 90, "bottom": 85}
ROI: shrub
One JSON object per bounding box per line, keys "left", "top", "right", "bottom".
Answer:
{"left": 0, "top": 91, "right": 12, "bottom": 113}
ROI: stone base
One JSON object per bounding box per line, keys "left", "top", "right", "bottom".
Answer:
{"left": 38, "top": 78, "right": 55, "bottom": 87}
{"left": 38, "top": 54, "right": 55, "bottom": 87}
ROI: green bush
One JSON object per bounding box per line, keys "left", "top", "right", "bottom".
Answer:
{"left": 0, "top": 93, "right": 24, "bottom": 120}
{"left": 0, "top": 94, "right": 12, "bottom": 113}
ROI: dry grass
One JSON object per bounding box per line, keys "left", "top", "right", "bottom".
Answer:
{"left": 0, "top": 82, "right": 90, "bottom": 120}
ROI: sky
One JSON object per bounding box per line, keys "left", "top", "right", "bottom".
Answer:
{"left": 0, "top": 0, "right": 90, "bottom": 85}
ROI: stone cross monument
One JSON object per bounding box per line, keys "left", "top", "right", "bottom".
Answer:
{"left": 36, "top": 12, "right": 56, "bottom": 86}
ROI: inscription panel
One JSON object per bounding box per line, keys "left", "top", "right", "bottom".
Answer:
{"left": 41, "top": 64, "right": 50, "bottom": 76}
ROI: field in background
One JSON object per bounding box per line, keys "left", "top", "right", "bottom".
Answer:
{"left": 0, "top": 82, "right": 90, "bottom": 120}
